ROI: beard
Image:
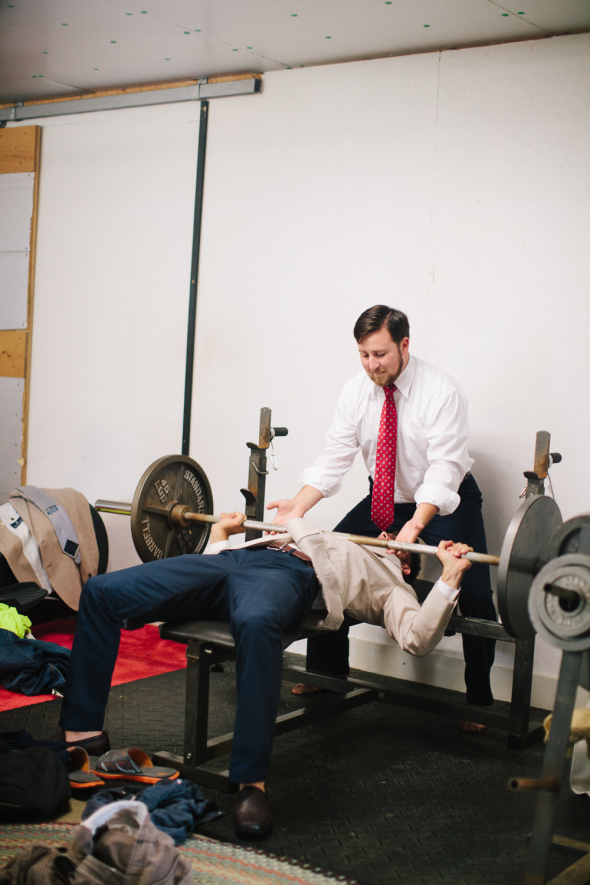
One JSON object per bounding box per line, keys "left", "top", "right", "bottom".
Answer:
{"left": 367, "top": 344, "right": 405, "bottom": 388}
{"left": 368, "top": 369, "right": 398, "bottom": 388}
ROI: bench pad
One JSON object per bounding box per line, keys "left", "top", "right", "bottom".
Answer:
{"left": 160, "top": 612, "right": 330, "bottom": 651}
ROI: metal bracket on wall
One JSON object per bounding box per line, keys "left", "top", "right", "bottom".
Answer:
{"left": 0, "top": 77, "right": 261, "bottom": 122}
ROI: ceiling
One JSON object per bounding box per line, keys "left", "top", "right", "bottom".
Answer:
{"left": 1, "top": 0, "right": 590, "bottom": 104}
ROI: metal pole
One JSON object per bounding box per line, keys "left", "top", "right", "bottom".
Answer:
{"left": 244, "top": 408, "right": 271, "bottom": 542}
{"left": 93, "top": 500, "right": 500, "bottom": 564}
{"left": 523, "top": 650, "right": 583, "bottom": 885}
{"left": 507, "top": 636, "right": 535, "bottom": 748}
{"left": 178, "top": 512, "right": 500, "bottom": 563}
{"left": 182, "top": 100, "right": 209, "bottom": 455}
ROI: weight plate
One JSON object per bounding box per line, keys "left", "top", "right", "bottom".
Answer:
{"left": 130, "top": 454, "right": 213, "bottom": 562}
{"left": 529, "top": 554, "right": 590, "bottom": 651}
{"left": 497, "top": 495, "right": 562, "bottom": 639}
{"left": 549, "top": 514, "right": 590, "bottom": 559}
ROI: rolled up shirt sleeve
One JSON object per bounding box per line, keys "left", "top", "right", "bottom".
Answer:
{"left": 299, "top": 389, "right": 360, "bottom": 498}
{"left": 413, "top": 389, "right": 472, "bottom": 516}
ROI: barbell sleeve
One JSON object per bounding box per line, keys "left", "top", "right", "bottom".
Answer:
{"left": 543, "top": 581, "right": 581, "bottom": 605}
{"left": 94, "top": 500, "right": 132, "bottom": 516}
{"left": 94, "top": 499, "right": 500, "bottom": 565}
{"left": 508, "top": 777, "right": 560, "bottom": 793}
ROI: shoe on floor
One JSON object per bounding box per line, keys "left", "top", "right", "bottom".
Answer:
{"left": 51, "top": 729, "right": 111, "bottom": 756}
{"left": 67, "top": 747, "right": 105, "bottom": 789}
{"left": 234, "top": 786, "right": 273, "bottom": 839}
{"left": 89, "top": 747, "right": 179, "bottom": 784}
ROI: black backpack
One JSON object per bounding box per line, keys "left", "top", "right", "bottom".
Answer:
{"left": 0, "top": 746, "right": 71, "bottom": 819}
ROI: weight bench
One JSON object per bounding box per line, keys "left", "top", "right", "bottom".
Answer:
{"left": 152, "top": 616, "right": 376, "bottom": 792}
{"left": 152, "top": 579, "right": 550, "bottom": 793}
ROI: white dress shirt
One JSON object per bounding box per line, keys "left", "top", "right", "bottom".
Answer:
{"left": 299, "top": 354, "right": 473, "bottom": 517}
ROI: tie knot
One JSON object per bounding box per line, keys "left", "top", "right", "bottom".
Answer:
{"left": 384, "top": 385, "right": 396, "bottom": 400}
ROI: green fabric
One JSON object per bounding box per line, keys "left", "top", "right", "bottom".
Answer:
{"left": 0, "top": 604, "right": 32, "bottom": 638}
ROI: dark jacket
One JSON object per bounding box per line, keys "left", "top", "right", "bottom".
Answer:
{"left": 0, "top": 628, "right": 70, "bottom": 695}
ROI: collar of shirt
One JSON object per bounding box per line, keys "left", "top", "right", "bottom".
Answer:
{"left": 368, "top": 353, "right": 416, "bottom": 401}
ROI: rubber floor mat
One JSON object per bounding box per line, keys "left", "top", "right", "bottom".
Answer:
{"left": 1, "top": 653, "right": 588, "bottom": 884}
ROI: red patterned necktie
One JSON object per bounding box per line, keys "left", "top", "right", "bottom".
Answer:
{"left": 371, "top": 385, "right": 398, "bottom": 531}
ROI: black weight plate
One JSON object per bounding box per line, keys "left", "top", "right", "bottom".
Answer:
{"left": 131, "top": 454, "right": 213, "bottom": 562}
{"left": 497, "top": 495, "right": 562, "bottom": 639}
{"left": 549, "top": 514, "right": 590, "bottom": 560}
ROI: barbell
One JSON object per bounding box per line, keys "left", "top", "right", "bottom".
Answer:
{"left": 95, "top": 453, "right": 568, "bottom": 640}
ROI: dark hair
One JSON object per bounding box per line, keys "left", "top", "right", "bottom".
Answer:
{"left": 405, "top": 552, "right": 422, "bottom": 585}
{"left": 353, "top": 305, "right": 410, "bottom": 344}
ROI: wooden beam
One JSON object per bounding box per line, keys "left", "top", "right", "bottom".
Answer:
{"left": 0, "top": 126, "right": 38, "bottom": 173}
{"left": 0, "top": 331, "right": 27, "bottom": 378}
{"left": 0, "top": 74, "right": 262, "bottom": 111}
{"left": 21, "top": 125, "right": 41, "bottom": 482}
{"left": 207, "top": 73, "right": 262, "bottom": 84}
{"left": 0, "top": 126, "right": 41, "bottom": 483}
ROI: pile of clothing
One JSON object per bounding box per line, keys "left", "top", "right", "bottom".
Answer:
{"left": 1, "top": 801, "right": 195, "bottom": 885}
{"left": 1, "top": 730, "right": 221, "bottom": 864}
{"left": 0, "top": 486, "right": 100, "bottom": 697}
{"left": 0, "top": 607, "right": 71, "bottom": 696}
{"left": 0, "top": 487, "right": 100, "bottom": 611}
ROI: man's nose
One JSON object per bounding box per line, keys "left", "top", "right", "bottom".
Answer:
{"left": 368, "top": 357, "right": 381, "bottom": 371}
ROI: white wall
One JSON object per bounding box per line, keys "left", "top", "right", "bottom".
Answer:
{"left": 26, "top": 103, "right": 200, "bottom": 506}
{"left": 13, "top": 32, "right": 590, "bottom": 707}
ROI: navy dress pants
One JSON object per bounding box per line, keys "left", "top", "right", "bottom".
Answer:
{"left": 59, "top": 547, "right": 319, "bottom": 784}
{"left": 307, "top": 473, "right": 497, "bottom": 706}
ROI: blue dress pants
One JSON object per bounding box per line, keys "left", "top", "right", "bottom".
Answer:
{"left": 59, "top": 547, "right": 319, "bottom": 784}
{"left": 307, "top": 474, "right": 497, "bottom": 706}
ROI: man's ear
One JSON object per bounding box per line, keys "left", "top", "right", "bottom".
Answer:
{"left": 401, "top": 562, "right": 411, "bottom": 575}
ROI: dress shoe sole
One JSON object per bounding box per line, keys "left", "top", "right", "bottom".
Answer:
{"left": 234, "top": 822, "right": 273, "bottom": 840}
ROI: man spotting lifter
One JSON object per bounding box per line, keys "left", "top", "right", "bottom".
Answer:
{"left": 56, "top": 510, "right": 473, "bottom": 839}
{"left": 267, "top": 305, "right": 497, "bottom": 728}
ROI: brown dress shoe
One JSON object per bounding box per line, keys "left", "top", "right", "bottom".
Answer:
{"left": 234, "top": 786, "right": 273, "bottom": 839}
{"left": 51, "top": 729, "right": 111, "bottom": 756}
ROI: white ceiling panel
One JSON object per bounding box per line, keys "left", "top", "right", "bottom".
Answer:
{"left": 1, "top": 0, "right": 589, "bottom": 103}
{"left": 502, "top": 0, "right": 590, "bottom": 32}
{"left": 0, "top": 23, "right": 278, "bottom": 97}
{"left": 0, "top": 75, "right": 82, "bottom": 100}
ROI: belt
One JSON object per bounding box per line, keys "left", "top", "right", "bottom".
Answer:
{"left": 267, "top": 541, "right": 314, "bottom": 567}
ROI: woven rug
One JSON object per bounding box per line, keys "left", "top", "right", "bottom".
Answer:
{"left": 0, "top": 824, "right": 356, "bottom": 885}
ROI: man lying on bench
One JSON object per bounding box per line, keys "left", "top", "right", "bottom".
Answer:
{"left": 55, "top": 512, "right": 472, "bottom": 840}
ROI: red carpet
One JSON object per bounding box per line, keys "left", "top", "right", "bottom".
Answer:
{"left": 0, "top": 619, "right": 188, "bottom": 712}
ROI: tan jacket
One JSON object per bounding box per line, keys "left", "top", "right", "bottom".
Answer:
{"left": 223, "top": 518, "right": 457, "bottom": 657}
{"left": 0, "top": 488, "right": 99, "bottom": 610}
